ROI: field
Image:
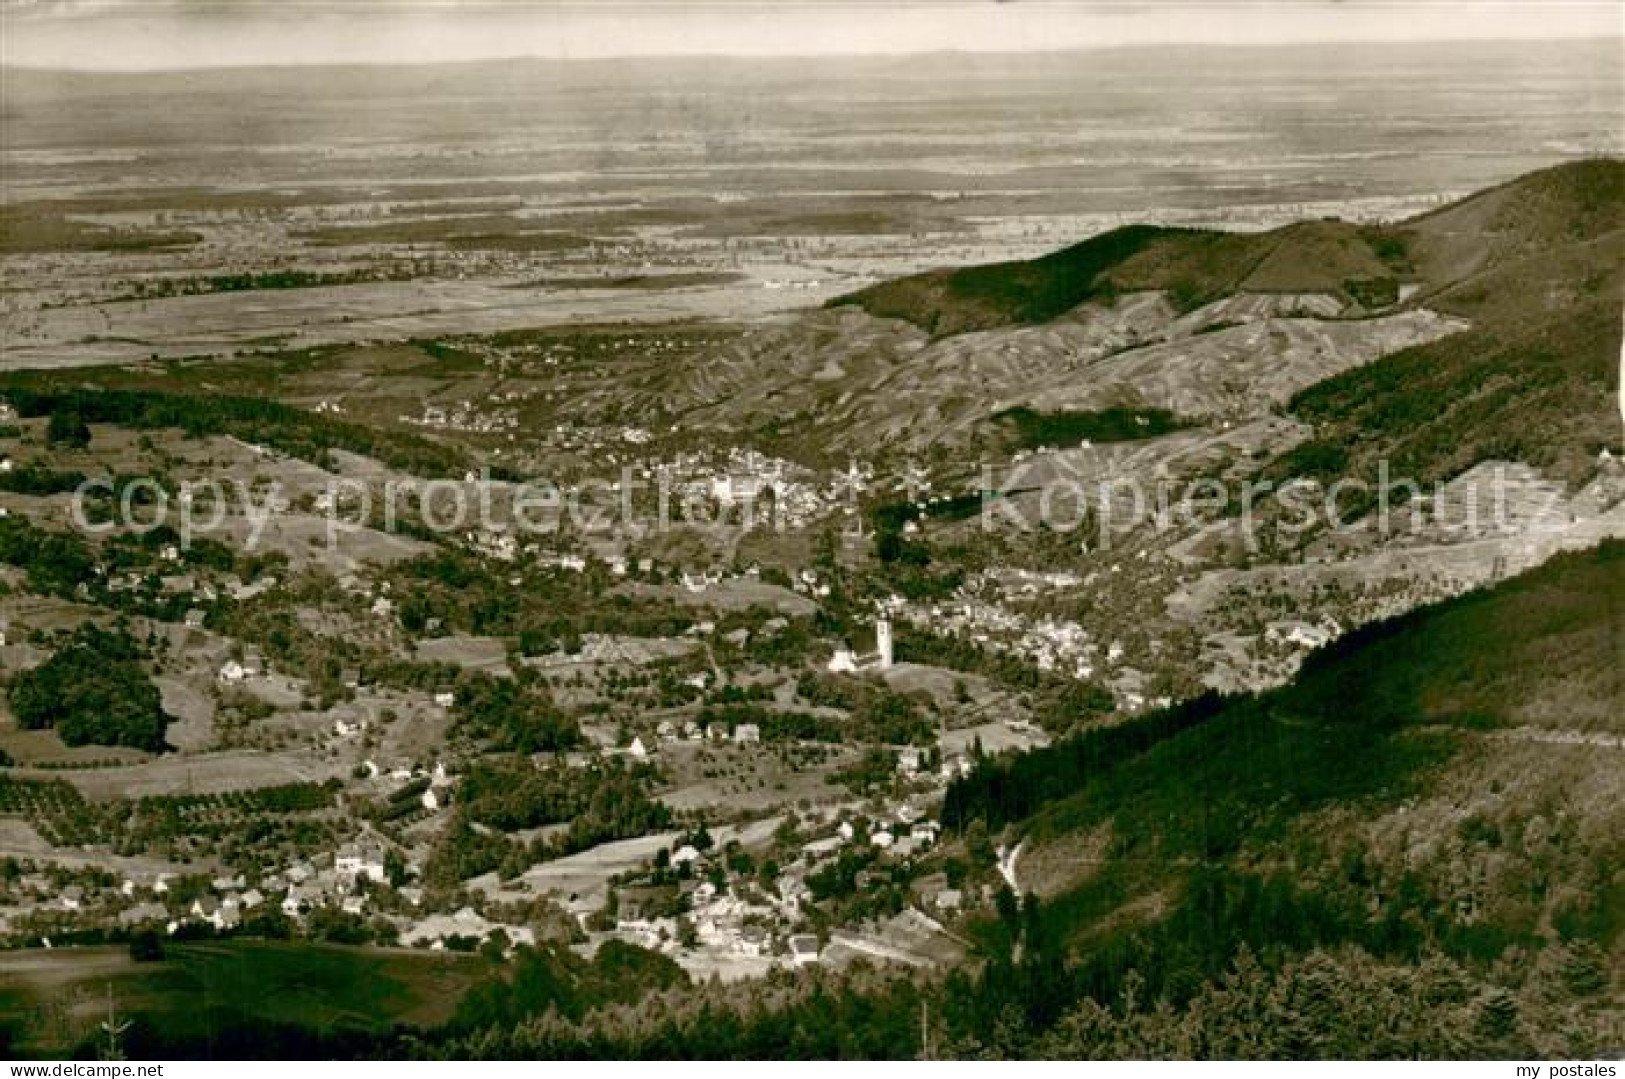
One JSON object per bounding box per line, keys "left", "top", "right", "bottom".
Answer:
{"left": 3, "top": 42, "right": 1619, "bottom": 371}
{"left": 0, "top": 941, "right": 491, "bottom": 1056}
{"left": 5, "top": 749, "right": 348, "bottom": 802}
{"left": 658, "top": 740, "right": 861, "bottom": 812}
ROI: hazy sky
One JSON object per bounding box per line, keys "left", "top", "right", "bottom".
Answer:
{"left": 2, "top": 1, "right": 1621, "bottom": 70}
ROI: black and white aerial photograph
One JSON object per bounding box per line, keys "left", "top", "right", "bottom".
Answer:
{"left": 0, "top": 0, "right": 1621, "bottom": 1065}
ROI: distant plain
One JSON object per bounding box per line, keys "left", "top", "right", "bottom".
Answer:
{"left": 3, "top": 40, "right": 1621, "bottom": 368}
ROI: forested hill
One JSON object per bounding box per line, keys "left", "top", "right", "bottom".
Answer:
{"left": 925, "top": 540, "right": 1622, "bottom": 1052}
{"left": 829, "top": 158, "right": 1623, "bottom": 340}
{"left": 946, "top": 537, "right": 1623, "bottom": 833}
{"left": 1278, "top": 158, "right": 1625, "bottom": 490}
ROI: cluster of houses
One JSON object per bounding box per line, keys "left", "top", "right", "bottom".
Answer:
{"left": 689, "top": 448, "right": 832, "bottom": 530}
{"left": 609, "top": 854, "right": 820, "bottom": 965}
{"left": 217, "top": 647, "right": 268, "bottom": 685}
{"left": 401, "top": 400, "right": 520, "bottom": 435}
{"left": 1263, "top": 617, "right": 1340, "bottom": 652}
{"left": 0, "top": 827, "right": 423, "bottom": 943}
{"left": 601, "top": 805, "right": 954, "bottom": 969}
{"left": 789, "top": 568, "right": 832, "bottom": 600}
{"left": 621, "top": 718, "right": 761, "bottom": 761}
{"left": 89, "top": 556, "right": 275, "bottom": 606}
{"left": 400, "top": 905, "right": 537, "bottom": 951}
{"left": 578, "top": 793, "right": 962, "bottom": 968}
{"left": 613, "top": 871, "right": 783, "bottom": 958}
{"left": 541, "top": 423, "right": 656, "bottom": 451}
{"left": 802, "top": 812, "right": 943, "bottom": 863}
{"left": 895, "top": 587, "right": 1106, "bottom": 682}
{"left": 535, "top": 445, "right": 876, "bottom": 536}
{"left": 519, "top": 423, "right": 661, "bottom": 475}
{"left": 356, "top": 758, "right": 457, "bottom": 813}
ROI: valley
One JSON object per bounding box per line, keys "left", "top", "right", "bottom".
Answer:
{"left": 0, "top": 41, "right": 1621, "bottom": 1061}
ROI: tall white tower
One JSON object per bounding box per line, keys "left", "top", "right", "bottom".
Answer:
{"left": 875, "top": 617, "right": 894, "bottom": 670}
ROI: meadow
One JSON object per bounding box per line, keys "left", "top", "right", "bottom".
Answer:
{"left": 0, "top": 940, "right": 491, "bottom": 1057}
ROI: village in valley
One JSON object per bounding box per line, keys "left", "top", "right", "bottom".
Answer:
{"left": 0, "top": 18, "right": 1621, "bottom": 1054}
{"left": 0, "top": 383, "right": 1067, "bottom": 983}
{"left": 4, "top": 336, "right": 1618, "bottom": 993}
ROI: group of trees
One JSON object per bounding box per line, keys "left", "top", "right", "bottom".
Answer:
{"left": 452, "top": 673, "right": 581, "bottom": 753}
{"left": 889, "top": 624, "right": 1067, "bottom": 694}
{"left": 833, "top": 222, "right": 1185, "bottom": 335}
{"left": 695, "top": 702, "right": 842, "bottom": 744}
{"left": 0, "top": 511, "right": 246, "bottom": 627}
{"left": 448, "top": 940, "right": 688, "bottom": 1037}
{"left": 426, "top": 761, "right": 673, "bottom": 888}
{"left": 0, "top": 516, "right": 95, "bottom": 598}
{"left": 459, "top": 757, "right": 663, "bottom": 834}
{"left": 793, "top": 673, "right": 935, "bottom": 745}
{"left": 392, "top": 549, "right": 696, "bottom": 645}
{"left": 45, "top": 407, "right": 91, "bottom": 449}
{"left": 0, "top": 463, "right": 88, "bottom": 496}
{"left": 8, "top": 623, "right": 170, "bottom": 752}
{"left": 111, "top": 265, "right": 419, "bottom": 302}
{"left": 941, "top": 690, "right": 1227, "bottom": 831}
{"left": 0, "top": 381, "right": 469, "bottom": 478}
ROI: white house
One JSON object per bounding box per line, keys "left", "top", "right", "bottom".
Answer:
{"left": 910, "top": 821, "right": 940, "bottom": 846}
{"left": 788, "top": 934, "right": 821, "bottom": 966}
{"left": 336, "top": 833, "right": 388, "bottom": 884}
